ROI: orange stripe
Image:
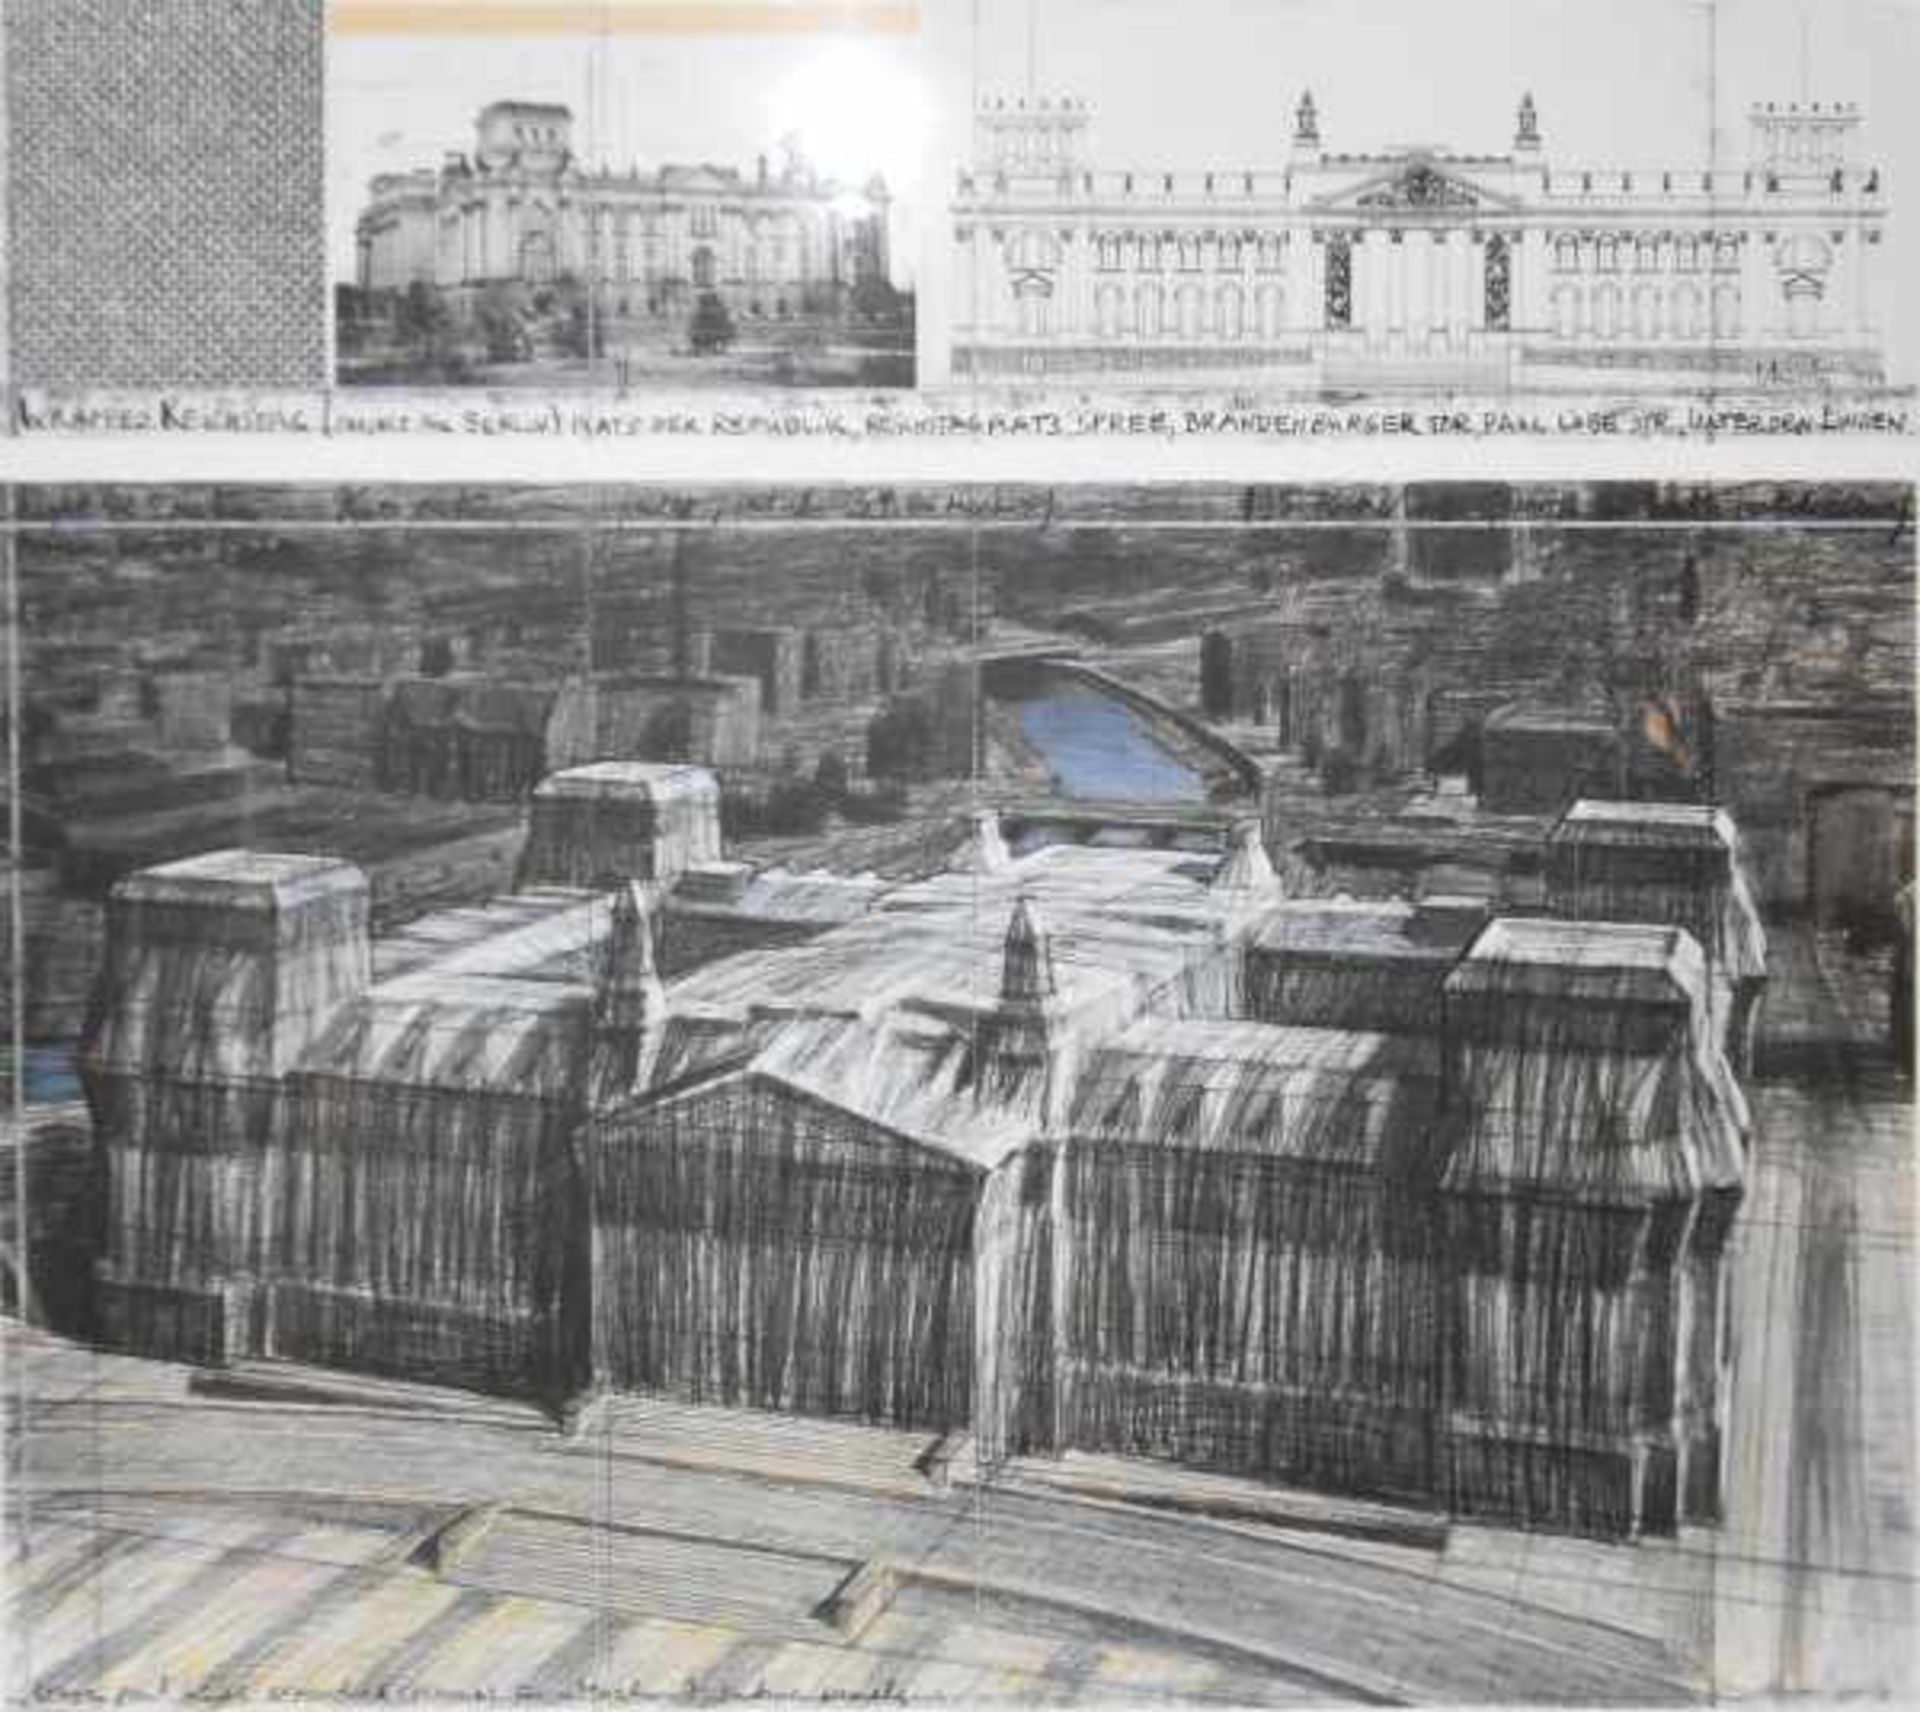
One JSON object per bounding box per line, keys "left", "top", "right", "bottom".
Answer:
{"left": 332, "top": 2, "right": 919, "bottom": 35}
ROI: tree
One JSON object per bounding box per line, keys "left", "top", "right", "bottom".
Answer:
{"left": 395, "top": 281, "right": 448, "bottom": 346}
{"left": 866, "top": 697, "right": 938, "bottom": 782}
{"left": 555, "top": 298, "right": 592, "bottom": 361}
{"left": 475, "top": 287, "right": 526, "bottom": 364}
{"left": 813, "top": 749, "right": 849, "bottom": 804}
{"left": 850, "top": 273, "right": 903, "bottom": 324}
{"left": 393, "top": 280, "right": 466, "bottom": 380}
{"left": 418, "top": 635, "right": 456, "bottom": 678}
{"left": 689, "top": 291, "right": 736, "bottom": 354}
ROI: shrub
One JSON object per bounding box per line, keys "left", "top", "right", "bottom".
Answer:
{"left": 866, "top": 698, "right": 939, "bottom": 782}
{"left": 689, "top": 291, "right": 736, "bottom": 354}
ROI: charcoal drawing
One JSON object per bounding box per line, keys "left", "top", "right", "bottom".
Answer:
{"left": 2, "top": 482, "right": 1912, "bottom": 1703}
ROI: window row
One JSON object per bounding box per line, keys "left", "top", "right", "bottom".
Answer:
{"left": 1091, "top": 232, "right": 1291, "bottom": 273}
{"left": 1551, "top": 233, "right": 1741, "bottom": 273}
{"left": 1015, "top": 280, "right": 1291, "bottom": 340}
{"left": 1547, "top": 281, "right": 1742, "bottom": 341}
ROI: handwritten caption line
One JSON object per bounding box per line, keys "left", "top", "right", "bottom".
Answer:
{"left": 12, "top": 396, "right": 1913, "bottom": 440}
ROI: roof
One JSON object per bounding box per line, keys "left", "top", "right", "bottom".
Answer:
{"left": 310, "top": 888, "right": 610, "bottom": 1096}
{"left": 1069, "top": 1019, "right": 1441, "bottom": 1168}
{"left": 532, "top": 762, "right": 720, "bottom": 805}
{"left": 114, "top": 849, "right": 365, "bottom": 915}
{"left": 1484, "top": 705, "right": 1618, "bottom": 738}
{"left": 372, "top": 888, "right": 607, "bottom": 985}
{"left": 653, "top": 844, "right": 1237, "bottom": 1092}
{"left": 666, "top": 844, "right": 1232, "bottom": 1033}
{"left": 634, "top": 1010, "right": 1039, "bottom": 1171}
{"left": 666, "top": 864, "right": 882, "bottom": 928}
{"left": 1445, "top": 918, "right": 1706, "bottom": 1007}
{"left": 1556, "top": 798, "right": 1738, "bottom": 850}
{"left": 1247, "top": 897, "right": 1485, "bottom": 963}
{"left": 294, "top": 977, "right": 591, "bottom": 1099}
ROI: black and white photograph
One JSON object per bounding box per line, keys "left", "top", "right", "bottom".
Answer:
{"left": 331, "top": 9, "right": 923, "bottom": 391}
{"left": 3, "top": 481, "right": 1914, "bottom": 1701}
{"left": 936, "top": 0, "right": 1916, "bottom": 402}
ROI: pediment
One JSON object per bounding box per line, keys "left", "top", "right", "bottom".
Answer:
{"left": 661, "top": 164, "right": 740, "bottom": 194}
{"left": 1313, "top": 158, "right": 1519, "bottom": 216}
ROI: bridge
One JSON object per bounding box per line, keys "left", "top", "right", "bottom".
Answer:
{"left": 983, "top": 792, "right": 1250, "bottom": 854}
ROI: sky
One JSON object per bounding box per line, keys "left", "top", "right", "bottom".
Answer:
{"left": 328, "top": 25, "right": 928, "bottom": 285}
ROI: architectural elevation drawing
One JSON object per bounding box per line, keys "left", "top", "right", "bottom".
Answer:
{"left": 943, "top": 0, "right": 1910, "bottom": 397}
{"left": 2, "top": 483, "right": 1914, "bottom": 1704}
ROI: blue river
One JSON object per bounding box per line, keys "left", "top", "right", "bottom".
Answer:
{"left": 1016, "top": 687, "right": 1208, "bottom": 803}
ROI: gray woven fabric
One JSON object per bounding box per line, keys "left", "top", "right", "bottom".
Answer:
{"left": 6, "top": 0, "right": 325, "bottom": 389}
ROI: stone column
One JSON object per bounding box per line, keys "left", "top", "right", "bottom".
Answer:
{"left": 1466, "top": 229, "right": 1483, "bottom": 345}
{"left": 1370, "top": 230, "right": 1387, "bottom": 346}
{"left": 1386, "top": 232, "right": 1405, "bottom": 343}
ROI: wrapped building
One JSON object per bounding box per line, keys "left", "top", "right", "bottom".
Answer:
{"left": 83, "top": 770, "right": 1763, "bottom": 1538}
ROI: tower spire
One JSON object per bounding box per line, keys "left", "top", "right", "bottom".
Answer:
{"left": 591, "top": 881, "right": 665, "bottom": 1105}
{"left": 1294, "top": 89, "right": 1320, "bottom": 148}
{"left": 1515, "top": 91, "right": 1541, "bottom": 153}
{"left": 1001, "top": 895, "right": 1058, "bottom": 1008}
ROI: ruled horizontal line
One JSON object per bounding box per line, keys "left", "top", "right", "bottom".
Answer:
{"left": 330, "top": 2, "right": 919, "bottom": 37}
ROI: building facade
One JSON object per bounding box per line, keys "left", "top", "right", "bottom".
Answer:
{"left": 951, "top": 92, "right": 1889, "bottom": 389}
{"left": 357, "top": 101, "right": 893, "bottom": 319}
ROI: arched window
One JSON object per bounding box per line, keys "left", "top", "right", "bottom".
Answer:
{"left": 1177, "top": 235, "right": 1202, "bottom": 271}
{"left": 1671, "top": 282, "right": 1701, "bottom": 339}
{"left": 1552, "top": 284, "right": 1579, "bottom": 339}
{"left": 1554, "top": 234, "right": 1580, "bottom": 272}
{"left": 1176, "top": 282, "right": 1204, "bottom": 337}
{"left": 1095, "top": 282, "right": 1124, "bottom": 338}
{"left": 1593, "top": 281, "right": 1621, "bottom": 338}
{"left": 1215, "top": 281, "right": 1244, "bottom": 338}
{"left": 1258, "top": 234, "right": 1284, "bottom": 272}
{"left": 1674, "top": 236, "right": 1699, "bottom": 273}
{"left": 691, "top": 245, "right": 715, "bottom": 288}
{"left": 1632, "top": 283, "right": 1660, "bottom": 339}
{"left": 1635, "top": 236, "right": 1659, "bottom": 271}
{"left": 1256, "top": 282, "right": 1285, "bottom": 339}
{"left": 1712, "top": 282, "right": 1740, "bottom": 337}
{"left": 1018, "top": 291, "right": 1050, "bottom": 337}
{"left": 1217, "top": 234, "right": 1242, "bottom": 272}
{"left": 1097, "top": 233, "right": 1123, "bottom": 271}
{"left": 520, "top": 230, "right": 556, "bottom": 283}
{"left": 1596, "top": 236, "right": 1621, "bottom": 272}
{"left": 1713, "top": 235, "right": 1740, "bottom": 271}
{"left": 1135, "top": 281, "right": 1163, "bottom": 336}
